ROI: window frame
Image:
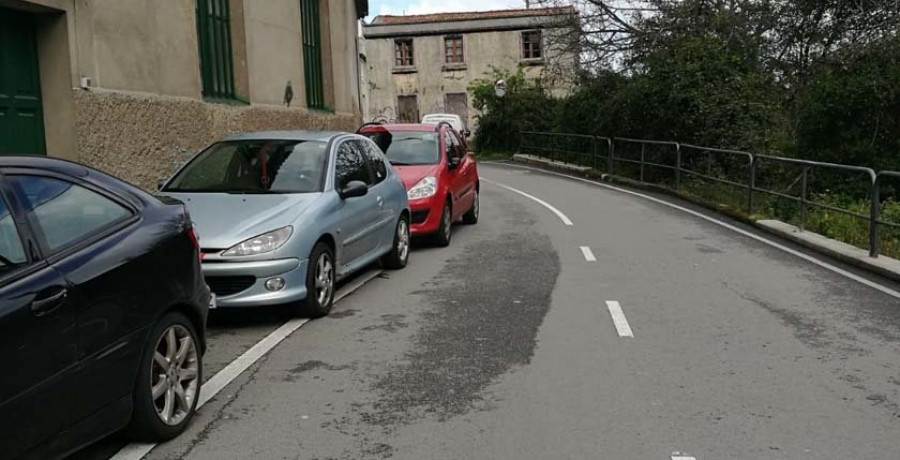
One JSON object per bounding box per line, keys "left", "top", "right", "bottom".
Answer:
{"left": 3, "top": 171, "right": 139, "bottom": 262}
{"left": 334, "top": 140, "right": 374, "bottom": 191}
{"left": 397, "top": 94, "right": 419, "bottom": 123}
{"left": 394, "top": 38, "right": 415, "bottom": 69}
{"left": 448, "top": 130, "right": 465, "bottom": 159}
{"left": 0, "top": 174, "right": 39, "bottom": 284}
{"left": 442, "top": 130, "right": 455, "bottom": 161}
{"left": 521, "top": 29, "right": 543, "bottom": 61}
{"left": 300, "top": 0, "right": 326, "bottom": 110}
{"left": 196, "top": 0, "right": 237, "bottom": 101}
{"left": 443, "top": 35, "right": 464, "bottom": 66}
{"left": 359, "top": 140, "right": 389, "bottom": 186}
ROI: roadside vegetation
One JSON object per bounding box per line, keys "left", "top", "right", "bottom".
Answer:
{"left": 468, "top": 0, "right": 900, "bottom": 257}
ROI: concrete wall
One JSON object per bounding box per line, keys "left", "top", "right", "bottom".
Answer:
{"left": 78, "top": 0, "right": 202, "bottom": 98}
{"left": 364, "top": 26, "right": 575, "bottom": 131}
{"left": 3, "top": 0, "right": 365, "bottom": 189}
{"left": 243, "top": 0, "right": 305, "bottom": 105}
{"left": 75, "top": 89, "right": 359, "bottom": 190}
{"left": 327, "top": 0, "right": 362, "bottom": 115}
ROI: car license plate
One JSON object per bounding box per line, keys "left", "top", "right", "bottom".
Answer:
{"left": 208, "top": 292, "right": 217, "bottom": 310}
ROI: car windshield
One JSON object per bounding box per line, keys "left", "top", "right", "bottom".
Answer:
{"left": 164, "top": 140, "right": 327, "bottom": 193}
{"left": 363, "top": 131, "right": 439, "bottom": 165}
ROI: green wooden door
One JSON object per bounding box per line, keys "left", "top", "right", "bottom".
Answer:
{"left": 0, "top": 8, "right": 46, "bottom": 155}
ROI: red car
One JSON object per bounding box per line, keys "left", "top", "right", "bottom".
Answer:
{"left": 359, "top": 122, "right": 479, "bottom": 246}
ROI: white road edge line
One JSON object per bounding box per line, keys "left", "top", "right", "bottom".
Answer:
{"left": 110, "top": 269, "right": 385, "bottom": 460}
{"left": 605, "top": 301, "right": 634, "bottom": 338}
{"left": 493, "top": 162, "right": 900, "bottom": 301}
{"left": 580, "top": 246, "right": 597, "bottom": 262}
{"left": 672, "top": 456, "right": 697, "bottom": 460}
{"left": 482, "top": 178, "right": 574, "bottom": 226}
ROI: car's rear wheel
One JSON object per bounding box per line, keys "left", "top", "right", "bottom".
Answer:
{"left": 432, "top": 200, "right": 452, "bottom": 247}
{"left": 299, "top": 242, "right": 335, "bottom": 317}
{"left": 462, "top": 190, "right": 479, "bottom": 225}
{"left": 381, "top": 215, "right": 410, "bottom": 269}
{"left": 131, "top": 312, "right": 202, "bottom": 442}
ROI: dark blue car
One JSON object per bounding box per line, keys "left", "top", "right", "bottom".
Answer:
{"left": 0, "top": 156, "right": 210, "bottom": 459}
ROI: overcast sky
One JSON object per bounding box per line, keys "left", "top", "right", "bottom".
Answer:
{"left": 367, "top": 0, "right": 527, "bottom": 19}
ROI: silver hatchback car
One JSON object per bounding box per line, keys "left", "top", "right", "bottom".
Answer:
{"left": 159, "top": 131, "right": 410, "bottom": 317}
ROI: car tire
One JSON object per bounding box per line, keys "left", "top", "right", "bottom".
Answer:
{"left": 299, "top": 242, "right": 335, "bottom": 318}
{"left": 381, "top": 215, "right": 410, "bottom": 269}
{"left": 462, "top": 190, "right": 479, "bottom": 225}
{"left": 432, "top": 200, "right": 452, "bottom": 247}
{"left": 131, "top": 311, "right": 202, "bottom": 442}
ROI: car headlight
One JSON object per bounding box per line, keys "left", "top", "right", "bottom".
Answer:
{"left": 222, "top": 226, "right": 293, "bottom": 257}
{"left": 407, "top": 176, "right": 437, "bottom": 200}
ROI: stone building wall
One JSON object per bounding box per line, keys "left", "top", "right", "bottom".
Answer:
{"left": 75, "top": 89, "right": 359, "bottom": 190}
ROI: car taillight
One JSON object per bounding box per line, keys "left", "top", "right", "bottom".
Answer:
{"left": 188, "top": 227, "right": 203, "bottom": 260}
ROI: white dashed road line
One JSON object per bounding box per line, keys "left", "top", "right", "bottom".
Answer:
{"left": 672, "top": 454, "right": 697, "bottom": 460}
{"left": 492, "top": 162, "right": 900, "bottom": 301}
{"left": 111, "top": 269, "right": 384, "bottom": 460}
{"left": 580, "top": 246, "right": 597, "bottom": 262}
{"left": 483, "top": 178, "right": 574, "bottom": 226}
{"left": 605, "top": 301, "right": 634, "bottom": 338}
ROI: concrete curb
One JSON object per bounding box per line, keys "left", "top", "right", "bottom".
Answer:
{"left": 512, "top": 154, "right": 900, "bottom": 283}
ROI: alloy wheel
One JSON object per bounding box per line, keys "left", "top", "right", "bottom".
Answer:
{"left": 397, "top": 219, "right": 410, "bottom": 262}
{"left": 151, "top": 325, "right": 199, "bottom": 426}
{"left": 442, "top": 205, "right": 451, "bottom": 240}
{"left": 314, "top": 252, "right": 334, "bottom": 306}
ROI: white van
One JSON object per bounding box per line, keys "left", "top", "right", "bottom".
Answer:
{"left": 422, "top": 114, "right": 468, "bottom": 137}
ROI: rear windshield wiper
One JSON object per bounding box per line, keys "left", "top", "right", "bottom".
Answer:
{"left": 389, "top": 161, "right": 411, "bottom": 166}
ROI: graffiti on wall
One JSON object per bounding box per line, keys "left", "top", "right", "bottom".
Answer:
{"left": 373, "top": 106, "right": 397, "bottom": 124}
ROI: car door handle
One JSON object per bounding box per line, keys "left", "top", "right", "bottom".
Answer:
{"left": 376, "top": 196, "right": 384, "bottom": 207}
{"left": 31, "top": 287, "right": 68, "bottom": 316}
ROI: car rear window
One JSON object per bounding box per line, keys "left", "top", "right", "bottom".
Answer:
{"left": 165, "top": 140, "right": 327, "bottom": 194}
{"left": 362, "top": 131, "right": 439, "bottom": 166}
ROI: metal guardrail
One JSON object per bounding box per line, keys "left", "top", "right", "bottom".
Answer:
{"left": 520, "top": 131, "right": 900, "bottom": 259}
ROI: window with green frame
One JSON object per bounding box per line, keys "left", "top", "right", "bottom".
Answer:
{"left": 300, "top": 0, "right": 325, "bottom": 109}
{"left": 196, "top": 0, "right": 235, "bottom": 100}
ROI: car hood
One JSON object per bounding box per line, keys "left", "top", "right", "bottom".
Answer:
{"left": 159, "top": 192, "right": 321, "bottom": 249}
{"left": 395, "top": 164, "right": 442, "bottom": 189}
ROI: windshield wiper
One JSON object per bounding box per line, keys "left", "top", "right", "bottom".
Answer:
{"left": 389, "top": 161, "right": 412, "bottom": 166}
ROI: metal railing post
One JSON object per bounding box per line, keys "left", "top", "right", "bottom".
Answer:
{"left": 870, "top": 175, "right": 880, "bottom": 258}
{"left": 675, "top": 143, "right": 682, "bottom": 190}
{"left": 519, "top": 131, "right": 524, "bottom": 155}
{"left": 800, "top": 167, "right": 809, "bottom": 231}
{"left": 608, "top": 138, "right": 614, "bottom": 173}
{"left": 747, "top": 155, "right": 756, "bottom": 213}
{"left": 551, "top": 134, "right": 557, "bottom": 162}
{"left": 640, "top": 143, "right": 646, "bottom": 182}
{"left": 592, "top": 136, "right": 599, "bottom": 171}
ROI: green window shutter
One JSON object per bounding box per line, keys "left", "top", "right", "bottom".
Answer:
{"left": 197, "top": 0, "right": 235, "bottom": 100}
{"left": 300, "top": 0, "right": 324, "bottom": 109}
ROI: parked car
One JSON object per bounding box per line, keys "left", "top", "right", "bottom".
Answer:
{"left": 421, "top": 113, "right": 470, "bottom": 143}
{"left": 0, "top": 156, "right": 210, "bottom": 459}
{"left": 358, "top": 123, "right": 479, "bottom": 246}
{"left": 159, "top": 131, "right": 410, "bottom": 317}
{"left": 421, "top": 113, "right": 467, "bottom": 136}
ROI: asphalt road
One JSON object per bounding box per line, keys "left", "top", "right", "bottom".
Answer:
{"left": 74, "top": 161, "right": 900, "bottom": 460}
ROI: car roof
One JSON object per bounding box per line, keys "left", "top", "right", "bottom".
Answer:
{"left": 220, "top": 130, "right": 347, "bottom": 142}
{"left": 359, "top": 123, "right": 441, "bottom": 133}
{"left": 422, "top": 114, "right": 461, "bottom": 120}
{"left": 0, "top": 155, "right": 90, "bottom": 177}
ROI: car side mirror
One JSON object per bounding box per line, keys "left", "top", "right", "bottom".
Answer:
{"left": 339, "top": 180, "right": 368, "bottom": 199}
{"left": 448, "top": 156, "right": 461, "bottom": 169}
{"left": 462, "top": 129, "right": 471, "bottom": 138}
